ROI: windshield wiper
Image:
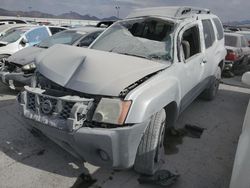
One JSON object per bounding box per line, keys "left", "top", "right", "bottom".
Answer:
{"left": 148, "top": 54, "right": 172, "bottom": 61}
{"left": 37, "top": 45, "right": 48, "bottom": 49}
{"left": 115, "top": 52, "right": 149, "bottom": 60}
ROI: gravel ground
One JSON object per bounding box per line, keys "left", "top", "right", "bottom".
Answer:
{"left": 0, "top": 82, "right": 249, "bottom": 188}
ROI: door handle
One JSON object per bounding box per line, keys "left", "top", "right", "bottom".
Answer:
{"left": 202, "top": 59, "right": 207, "bottom": 64}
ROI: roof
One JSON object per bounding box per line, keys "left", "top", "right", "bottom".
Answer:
{"left": 0, "top": 24, "right": 28, "bottom": 32}
{"left": 12, "top": 25, "right": 38, "bottom": 31}
{"left": 70, "top": 27, "right": 105, "bottom": 33}
{"left": 127, "top": 6, "right": 211, "bottom": 19}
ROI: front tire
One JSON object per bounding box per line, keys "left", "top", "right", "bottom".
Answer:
{"left": 134, "top": 109, "right": 166, "bottom": 175}
{"left": 201, "top": 66, "right": 221, "bottom": 101}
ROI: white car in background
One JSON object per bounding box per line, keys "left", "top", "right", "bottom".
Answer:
{"left": 0, "top": 25, "right": 66, "bottom": 60}
{"left": 0, "top": 27, "right": 104, "bottom": 90}
{"left": 230, "top": 72, "right": 250, "bottom": 188}
{"left": 0, "top": 24, "right": 27, "bottom": 37}
{"left": 0, "top": 18, "right": 27, "bottom": 25}
{"left": 236, "top": 31, "right": 250, "bottom": 46}
{"left": 223, "top": 33, "right": 250, "bottom": 76}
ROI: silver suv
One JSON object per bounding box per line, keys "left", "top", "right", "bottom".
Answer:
{"left": 18, "top": 7, "right": 226, "bottom": 175}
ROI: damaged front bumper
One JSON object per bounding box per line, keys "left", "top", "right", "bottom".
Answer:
{"left": 0, "top": 71, "right": 32, "bottom": 90}
{"left": 18, "top": 86, "right": 147, "bottom": 169}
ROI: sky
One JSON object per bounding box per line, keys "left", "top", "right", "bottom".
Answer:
{"left": 0, "top": 0, "right": 249, "bottom": 21}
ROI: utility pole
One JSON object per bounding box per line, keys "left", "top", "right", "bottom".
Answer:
{"left": 115, "top": 6, "right": 120, "bottom": 19}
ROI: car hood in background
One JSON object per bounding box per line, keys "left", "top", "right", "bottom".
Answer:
{"left": 0, "top": 41, "right": 8, "bottom": 47}
{"left": 36, "top": 44, "right": 170, "bottom": 96}
{"left": 7, "top": 46, "right": 44, "bottom": 65}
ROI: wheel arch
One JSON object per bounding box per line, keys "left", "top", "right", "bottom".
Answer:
{"left": 125, "top": 76, "right": 181, "bottom": 124}
{"left": 218, "top": 60, "right": 224, "bottom": 71}
{"left": 164, "top": 101, "right": 179, "bottom": 128}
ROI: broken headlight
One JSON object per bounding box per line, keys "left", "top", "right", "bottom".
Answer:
{"left": 92, "top": 98, "right": 132, "bottom": 125}
{"left": 22, "top": 62, "right": 36, "bottom": 71}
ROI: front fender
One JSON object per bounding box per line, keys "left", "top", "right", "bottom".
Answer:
{"left": 124, "top": 73, "right": 181, "bottom": 124}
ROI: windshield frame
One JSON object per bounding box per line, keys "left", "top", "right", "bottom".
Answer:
{"left": 90, "top": 17, "right": 176, "bottom": 63}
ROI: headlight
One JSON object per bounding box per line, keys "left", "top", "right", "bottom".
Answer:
{"left": 92, "top": 98, "right": 132, "bottom": 125}
{"left": 22, "top": 62, "right": 36, "bottom": 71}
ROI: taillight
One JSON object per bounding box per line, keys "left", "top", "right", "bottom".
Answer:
{"left": 225, "top": 50, "right": 238, "bottom": 61}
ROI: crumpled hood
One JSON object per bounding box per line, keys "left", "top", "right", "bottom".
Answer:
{"left": 7, "top": 46, "right": 44, "bottom": 65}
{"left": 36, "top": 44, "right": 169, "bottom": 96}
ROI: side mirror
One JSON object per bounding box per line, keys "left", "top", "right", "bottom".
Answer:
{"left": 181, "top": 40, "right": 190, "bottom": 60}
{"left": 242, "top": 72, "right": 250, "bottom": 86}
{"left": 20, "top": 38, "right": 28, "bottom": 46}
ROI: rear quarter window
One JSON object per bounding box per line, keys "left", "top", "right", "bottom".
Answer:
{"left": 202, "top": 19, "right": 216, "bottom": 49}
{"left": 225, "top": 35, "right": 238, "bottom": 47}
{"left": 49, "top": 27, "right": 66, "bottom": 35}
{"left": 213, "top": 18, "right": 224, "bottom": 40}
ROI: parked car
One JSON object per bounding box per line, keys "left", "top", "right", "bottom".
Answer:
{"left": 236, "top": 31, "right": 250, "bottom": 45}
{"left": 230, "top": 72, "right": 250, "bottom": 188}
{"left": 0, "top": 18, "right": 27, "bottom": 25}
{"left": 0, "top": 27, "right": 104, "bottom": 90}
{"left": 96, "top": 21, "right": 115, "bottom": 28}
{"left": 0, "top": 24, "right": 28, "bottom": 37}
{"left": 0, "top": 25, "right": 66, "bottom": 61}
{"left": 223, "top": 33, "right": 250, "bottom": 76}
{"left": 17, "top": 6, "right": 226, "bottom": 175}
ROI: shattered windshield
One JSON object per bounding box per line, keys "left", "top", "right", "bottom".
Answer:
{"left": 0, "top": 28, "right": 26, "bottom": 43}
{"left": 91, "top": 17, "right": 175, "bottom": 62}
{"left": 37, "top": 30, "right": 85, "bottom": 48}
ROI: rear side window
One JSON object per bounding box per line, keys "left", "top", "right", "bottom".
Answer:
{"left": 225, "top": 35, "right": 238, "bottom": 47}
{"left": 202, "top": 19, "right": 216, "bottom": 49}
{"left": 213, "top": 18, "right": 224, "bottom": 40}
{"left": 49, "top": 27, "right": 66, "bottom": 35}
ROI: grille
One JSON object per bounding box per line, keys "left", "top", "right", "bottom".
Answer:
{"left": 27, "top": 93, "right": 36, "bottom": 112}
{"left": 4, "top": 61, "right": 21, "bottom": 72}
{"left": 26, "top": 92, "right": 76, "bottom": 120}
{"left": 59, "top": 101, "right": 75, "bottom": 119}
{"left": 39, "top": 95, "right": 57, "bottom": 114}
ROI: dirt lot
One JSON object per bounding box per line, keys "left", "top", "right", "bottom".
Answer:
{"left": 0, "top": 81, "right": 249, "bottom": 188}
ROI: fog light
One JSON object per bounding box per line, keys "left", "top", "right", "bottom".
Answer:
{"left": 98, "top": 149, "right": 109, "bottom": 161}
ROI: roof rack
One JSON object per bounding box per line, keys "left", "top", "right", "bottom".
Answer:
{"left": 127, "top": 6, "right": 211, "bottom": 19}
{"left": 176, "top": 7, "right": 210, "bottom": 17}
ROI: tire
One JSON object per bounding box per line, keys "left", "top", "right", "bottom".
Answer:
{"left": 201, "top": 66, "right": 221, "bottom": 101}
{"left": 134, "top": 109, "right": 166, "bottom": 175}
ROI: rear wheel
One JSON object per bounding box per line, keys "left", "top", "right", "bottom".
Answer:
{"left": 200, "top": 66, "right": 221, "bottom": 101}
{"left": 134, "top": 109, "right": 166, "bottom": 175}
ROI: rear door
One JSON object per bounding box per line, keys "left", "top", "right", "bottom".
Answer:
{"left": 201, "top": 19, "right": 217, "bottom": 77}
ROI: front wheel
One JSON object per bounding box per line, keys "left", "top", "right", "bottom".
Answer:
{"left": 200, "top": 66, "right": 221, "bottom": 100}
{"left": 134, "top": 109, "right": 166, "bottom": 175}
